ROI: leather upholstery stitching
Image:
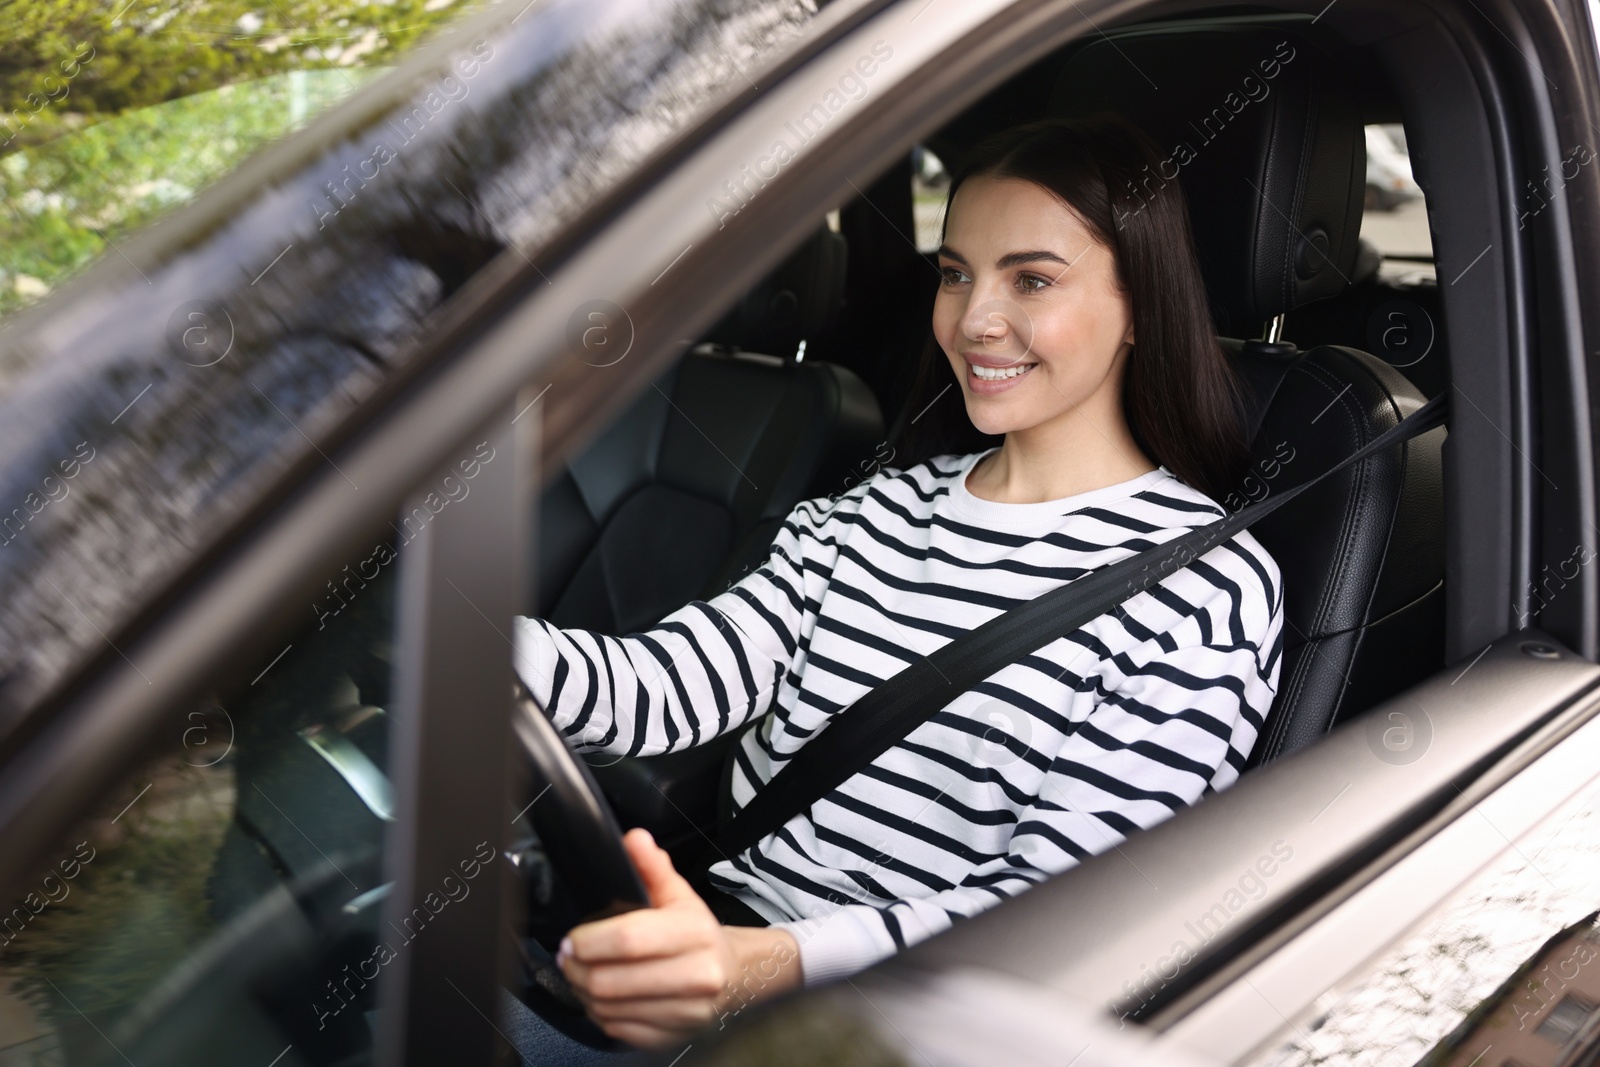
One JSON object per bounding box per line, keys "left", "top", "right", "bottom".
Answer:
{"left": 1259, "top": 356, "right": 1383, "bottom": 759}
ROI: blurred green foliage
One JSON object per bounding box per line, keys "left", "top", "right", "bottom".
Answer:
{"left": 0, "top": 67, "right": 382, "bottom": 316}
{"left": 0, "top": 0, "right": 476, "bottom": 317}
{"left": 0, "top": 0, "right": 465, "bottom": 150}
{"left": 0, "top": 759, "right": 233, "bottom": 1033}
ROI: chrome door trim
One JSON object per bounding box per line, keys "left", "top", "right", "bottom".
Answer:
{"left": 1162, "top": 662, "right": 1600, "bottom": 1063}
{"left": 300, "top": 720, "right": 396, "bottom": 821}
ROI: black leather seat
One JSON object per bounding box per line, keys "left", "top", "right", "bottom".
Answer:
{"left": 534, "top": 227, "right": 881, "bottom": 629}
{"left": 1049, "top": 16, "right": 1447, "bottom": 765}
{"left": 534, "top": 226, "right": 883, "bottom": 842}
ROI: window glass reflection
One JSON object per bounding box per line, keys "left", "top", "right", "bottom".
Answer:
{"left": 1249, "top": 776, "right": 1600, "bottom": 1067}
{"left": 0, "top": 0, "right": 818, "bottom": 734}
{"left": 0, "top": 539, "right": 398, "bottom": 1064}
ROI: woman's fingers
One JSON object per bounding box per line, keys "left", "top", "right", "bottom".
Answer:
{"left": 566, "top": 906, "right": 720, "bottom": 963}
{"left": 592, "top": 1018, "right": 690, "bottom": 1051}
{"left": 581, "top": 991, "right": 721, "bottom": 1030}
{"left": 555, "top": 835, "right": 744, "bottom": 1047}
{"left": 622, "top": 827, "right": 703, "bottom": 910}
{"left": 563, "top": 949, "right": 727, "bottom": 1001}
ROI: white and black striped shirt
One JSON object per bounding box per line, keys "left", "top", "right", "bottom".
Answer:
{"left": 513, "top": 448, "right": 1285, "bottom": 986}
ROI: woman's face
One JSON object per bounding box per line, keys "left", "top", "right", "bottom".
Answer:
{"left": 932, "top": 174, "right": 1135, "bottom": 438}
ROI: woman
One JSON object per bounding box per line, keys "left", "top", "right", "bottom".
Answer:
{"left": 505, "top": 113, "right": 1285, "bottom": 1060}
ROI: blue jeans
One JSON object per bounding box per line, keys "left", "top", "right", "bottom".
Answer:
{"left": 499, "top": 987, "right": 644, "bottom": 1066}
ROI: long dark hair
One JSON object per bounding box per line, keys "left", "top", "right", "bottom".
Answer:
{"left": 891, "top": 113, "right": 1251, "bottom": 504}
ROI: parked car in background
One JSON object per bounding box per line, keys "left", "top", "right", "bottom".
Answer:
{"left": 1365, "top": 123, "right": 1424, "bottom": 211}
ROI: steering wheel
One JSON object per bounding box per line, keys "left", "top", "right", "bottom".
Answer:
{"left": 509, "top": 676, "right": 651, "bottom": 1047}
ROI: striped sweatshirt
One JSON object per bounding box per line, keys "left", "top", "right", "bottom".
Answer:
{"left": 512, "top": 448, "right": 1285, "bottom": 987}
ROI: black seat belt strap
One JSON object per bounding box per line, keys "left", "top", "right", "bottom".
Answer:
{"left": 691, "top": 392, "right": 1447, "bottom": 873}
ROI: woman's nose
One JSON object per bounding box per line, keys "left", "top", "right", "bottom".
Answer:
{"left": 961, "top": 294, "right": 1020, "bottom": 353}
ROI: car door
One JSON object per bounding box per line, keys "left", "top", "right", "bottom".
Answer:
{"left": 5, "top": 0, "right": 1596, "bottom": 1064}
{"left": 1165, "top": 675, "right": 1600, "bottom": 1066}
{"left": 0, "top": 0, "right": 903, "bottom": 1062}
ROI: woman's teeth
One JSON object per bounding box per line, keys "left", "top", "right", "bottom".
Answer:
{"left": 971, "top": 362, "right": 1036, "bottom": 381}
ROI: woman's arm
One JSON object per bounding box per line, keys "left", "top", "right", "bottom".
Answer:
{"left": 556, "top": 609, "right": 1284, "bottom": 1045}
{"left": 512, "top": 492, "right": 855, "bottom": 757}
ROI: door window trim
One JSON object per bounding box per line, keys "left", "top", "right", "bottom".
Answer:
{"left": 1159, "top": 659, "right": 1600, "bottom": 1063}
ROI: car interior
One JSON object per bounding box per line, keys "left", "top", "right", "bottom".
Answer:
{"left": 0, "top": 5, "right": 1473, "bottom": 1064}
{"left": 546, "top": 11, "right": 1449, "bottom": 863}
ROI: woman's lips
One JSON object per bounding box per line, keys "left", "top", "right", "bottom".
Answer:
{"left": 964, "top": 358, "right": 1037, "bottom": 395}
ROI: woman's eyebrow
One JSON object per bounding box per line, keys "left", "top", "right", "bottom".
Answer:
{"left": 935, "top": 245, "right": 1071, "bottom": 270}
{"left": 996, "top": 249, "right": 1070, "bottom": 269}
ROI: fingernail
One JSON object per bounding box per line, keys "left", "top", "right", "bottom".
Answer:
{"left": 556, "top": 936, "right": 573, "bottom": 964}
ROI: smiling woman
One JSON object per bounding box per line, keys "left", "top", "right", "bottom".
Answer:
{"left": 933, "top": 172, "right": 1153, "bottom": 498}
{"left": 901, "top": 114, "right": 1253, "bottom": 504}
{"left": 507, "top": 114, "right": 1284, "bottom": 1058}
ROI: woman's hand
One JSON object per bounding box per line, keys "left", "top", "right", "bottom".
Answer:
{"left": 557, "top": 828, "right": 803, "bottom": 1048}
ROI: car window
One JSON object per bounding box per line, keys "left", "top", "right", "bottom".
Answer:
{"left": 0, "top": 0, "right": 830, "bottom": 1056}
{"left": 0, "top": 0, "right": 484, "bottom": 323}
{"left": 912, "top": 142, "right": 949, "bottom": 251}
{"left": 0, "top": 0, "right": 823, "bottom": 739}
{"left": 1360, "top": 123, "right": 1434, "bottom": 282}
{"left": 1243, "top": 773, "right": 1600, "bottom": 1067}
{"left": 0, "top": 535, "right": 400, "bottom": 1063}
{"left": 0, "top": 69, "right": 384, "bottom": 320}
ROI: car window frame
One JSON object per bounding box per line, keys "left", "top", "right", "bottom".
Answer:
{"left": 0, "top": 0, "right": 903, "bottom": 903}
{"left": 2, "top": 0, "right": 1593, "bottom": 1058}
{"left": 398, "top": 0, "right": 1600, "bottom": 1055}
{"left": 0, "top": 0, "right": 1102, "bottom": 1057}
{"left": 1156, "top": 652, "right": 1600, "bottom": 1064}
{"left": 374, "top": 398, "right": 534, "bottom": 1066}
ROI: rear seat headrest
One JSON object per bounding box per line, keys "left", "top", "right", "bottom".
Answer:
{"left": 700, "top": 227, "right": 847, "bottom": 357}
{"left": 1048, "top": 17, "right": 1365, "bottom": 335}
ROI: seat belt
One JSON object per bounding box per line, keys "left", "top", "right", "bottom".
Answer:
{"left": 690, "top": 391, "right": 1447, "bottom": 873}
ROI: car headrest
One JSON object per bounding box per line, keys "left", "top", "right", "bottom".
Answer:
{"left": 701, "top": 227, "right": 847, "bottom": 357}
{"left": 1048, "top": 17, "right": 1365, "bottom": 334}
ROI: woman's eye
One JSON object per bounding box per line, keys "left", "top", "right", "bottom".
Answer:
{"left": 939, "top": 265, "right": 967, "bottom": 285}
{"left": 1017, "top": 272, "right": 1050, "bottom": 292}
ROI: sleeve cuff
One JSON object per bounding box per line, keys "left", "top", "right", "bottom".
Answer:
{"left": 511, "top": 615, "right": 551, "bottom": 706}
{"left": 773, "top": 907, "right": 898, "bottom": 987}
